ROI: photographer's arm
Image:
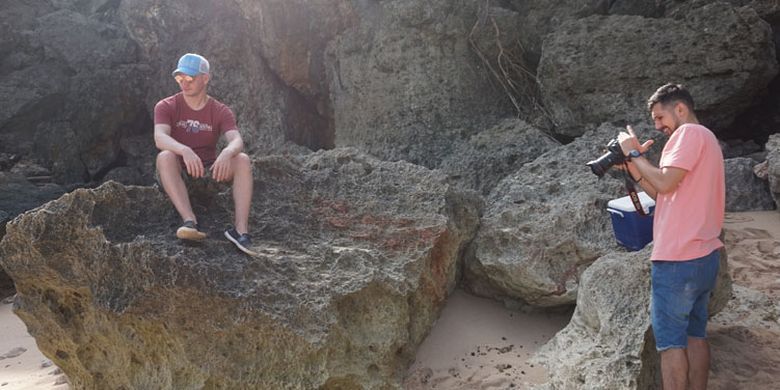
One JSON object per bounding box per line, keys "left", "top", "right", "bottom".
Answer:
{"left": 629, "top": 157, "right": 686, "bottom": 196}
{"left": 624, "top": 160, "right": 658, "bottom": 199}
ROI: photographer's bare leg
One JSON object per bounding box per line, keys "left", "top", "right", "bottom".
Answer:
{"left": 661, "top": 348, "right": 688, "bottom": 390}
{"left": 231, "top": 152, "right": 253, "bottom": 235}
{"left": 157, "top": 150, "right": 197, "bottom": 223}
{"left": 687, "top": 337, "right": 710, "bottom": 390}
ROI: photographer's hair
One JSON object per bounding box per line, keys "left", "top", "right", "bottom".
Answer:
{"left": 647, "top": 83, "right": 695, "bottom": 111}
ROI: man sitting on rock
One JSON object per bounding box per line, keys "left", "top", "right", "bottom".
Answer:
{"left": 153, "top": 53, "right": 256, "bottom": 256}
{"left": 618, "top": 83, "right": 724, "bottom": 390}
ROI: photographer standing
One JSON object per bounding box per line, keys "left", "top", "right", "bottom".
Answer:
{"left": 618, "top": 83, "right": 725, "bottom": 390}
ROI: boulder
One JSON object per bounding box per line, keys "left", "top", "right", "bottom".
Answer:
{"left": 0, "top": 149, "right": 481, "bottom": 389}
{"left": 0, "top": 1, "right": 150, "bottom": 183}
{"left": 325, "top": 0, "right": 518, "bottom": 168}
{"left": 767, "top": 133, "right": 780, "bottom": 208}
{"left": 0, "top": 172, "right": 66, "bottom": 234}
{"left": 535, "top": 246, "right": 731, "bottom": 390}
{"left": 537, "top": 3, "right": 778, "bottom": 138}
{"left": 0, "top": 171, "right": 66, "bottom": 299}
{"left": 243, "top": 0, "right": 356, "bottom": 99}
{"left": 505, "top": 0, "right": 663, "bottom": 67}
{"left": 725, "top": 157, "right": 776, "bottom": 211}
{"left": 463, "top": 123, "right": 663, "bottom": 307}
{"left": 664, "top": 0, "right": 780, "bottom": 23}
{"left": 721, "top": 139, "right": 764, "bottom": 159}
{"left": 439, "top": 118, "right": 560, "bottom": 195}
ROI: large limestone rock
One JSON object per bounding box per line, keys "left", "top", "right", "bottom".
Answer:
{"left": 230, "top": 0, "right": 357, "bottom": 150}
{"left": 767, "top": 133, "right": 780, "bottom": 208}
{"left": 325, "top": 0, "right": 517, "bottom": 168}
{"left": 725, "top": 157, "right": 776, "bottom": 211}
{"left": 505, "top": 0, "right": 663, "bottom": 67}
{"left": 535, "top": 246, "right": 731, "bottom": 390}
{"left": 439, "top": 119, "right": 561, "bottom": 195}
{"left": 0, "top": 172, "right": 66, "bottom": 296}
{"left": 464, "top": 123, "right": 663, "bottom": 307}
{"left": 0, "top": 149, "right": 481, "bottom": 389}
{"left": 0, "top": 1, "right": 150, "bottom": 183}
{"left": 538, "top": 3, "right": 778, "bottom": 137}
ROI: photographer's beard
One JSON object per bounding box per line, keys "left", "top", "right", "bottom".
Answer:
{"left": 651, "top": 104, "right": 685, "bottom": 136}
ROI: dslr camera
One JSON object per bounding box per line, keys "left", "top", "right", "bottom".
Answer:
{"left": 586, "top": 138, "right": 625, "bottom": 177}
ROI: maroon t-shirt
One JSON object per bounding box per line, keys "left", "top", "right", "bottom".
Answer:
{"left": 154, "top": 93, "right": 238, "bottom": 164}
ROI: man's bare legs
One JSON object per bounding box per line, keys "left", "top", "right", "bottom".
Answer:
{"left": 660, "top": 337, "right": 710, "bottom": 390}
{"left": 230, "top": 152, "right": 253, "bottom": 235}
{"left": 687, "top": 337, "right": 710, "bottom": 390}
{"left": 661, "top": 348, "right": 688, "bottom": 390}
{"left": 157, "top": 150, "right": 197, "bottom": 223}
{"left": 158, "top": 150, "right": 252, "bottom": 241}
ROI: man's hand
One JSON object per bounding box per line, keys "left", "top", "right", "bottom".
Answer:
{"left": 181, "top": 147, "right": 205, "bottom": 178}
{"left": 618, "top": 125, "right": 654, "bottom": 156}
{"left": 211, "top": 149, "right": 234, "bottom": 182}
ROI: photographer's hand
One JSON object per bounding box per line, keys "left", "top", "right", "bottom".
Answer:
{"left": 618, "top": 125, "right": 654, "bottom": 156}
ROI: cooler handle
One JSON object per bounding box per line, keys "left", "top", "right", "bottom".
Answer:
{"left": 607, "top": 208, "right": 624, "bottom": 218}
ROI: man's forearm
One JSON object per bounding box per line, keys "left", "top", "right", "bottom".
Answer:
{"left": 221, "top": 137, "right": 244, "bottom": 157}
{"left": 631, "top": 156, "right": 687, "bottom": 195}
{"left": 154, "top": 132, "right": 189, "bottom": 155}
{"left": 626, "top": 159, "right": 658, "bottom": 199}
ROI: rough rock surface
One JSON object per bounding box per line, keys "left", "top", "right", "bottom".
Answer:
{"left": 506, "top": 0, "right": 663, "bottom": 67}
{"left": 0, "top": 1, "right": 150, "bottom": 183}
{"left": 0, "top": 149, "right": 481, "bottom": 389}
{"left": 0, "top": 172, "right": 66, "bottom": 296}
{"left": 768, "top": 134, "right": 780, "bottom": 208}
{"left": 325, "top": 0, "right": 516, "bottom": 168}
{"left": 725, "top": 157, "right": 776, "bottom": 211}
{"left": 464, "top": 123, "right": 664, "bottom": 307}
{"left": 535, "top": 246, "right": 731, "bottom": 390}
{"left": 439, "top": 119, "right": 560, "bottom": 195}
{"left": 538, "top": 3, "right": 778, "bottom": 137}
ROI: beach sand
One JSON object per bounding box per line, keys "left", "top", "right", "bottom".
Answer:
{"left": 708, "top": 210, "right": 780, "bottom": 390}
{"left": 0, "top": 210, "right": 777, "bottom": 389}
{"left": 0, "top": 298, "right": 68, "bottom": 389}
{"left": 404, "top": 290, "right": 572, "bottom": 389}
{"left": 406, "top": 210, "right": 780, "bottom": 389}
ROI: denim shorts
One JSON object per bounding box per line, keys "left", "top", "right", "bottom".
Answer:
{"left": 651, "top": 249, "right": 720, "bottom": 352}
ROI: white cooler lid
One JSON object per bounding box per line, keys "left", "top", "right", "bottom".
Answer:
{"left": 607, "top": 191, "right": 655, "bottom": 212}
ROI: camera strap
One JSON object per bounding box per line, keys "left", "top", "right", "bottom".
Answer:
{"left": 623, "top": 163, "right": 648, "bottom": 216}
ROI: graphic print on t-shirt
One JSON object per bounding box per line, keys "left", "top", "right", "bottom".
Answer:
{"left": 176, "top": 119, "right": 214, "bottom": 134}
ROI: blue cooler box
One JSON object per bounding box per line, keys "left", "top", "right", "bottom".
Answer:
{"left": 606, "top": 192, "right": 655, "bottom": 251}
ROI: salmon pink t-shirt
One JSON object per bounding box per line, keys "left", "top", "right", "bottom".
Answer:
{"left": 154, "top": 93, "right": 237, "bottom": 165}
{"left": 651, "top": 123, "right": 725, "bottom": 261}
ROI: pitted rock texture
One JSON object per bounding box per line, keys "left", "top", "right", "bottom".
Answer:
{"left": 505, "top": 0, "right": 663, "bottom": 67}
{"left": 0, "top": 1, "right": 150, "bottom": 183}
{"left": 725, "top": 157, "right": 776, "bottom": 211}
{"left": 439, "top": 118, "right": 561, "bottom": 196}
{"left": 463, "top": 123, "right": 664, "bottom": 307}
{"left": 537, "top": 3, "right": 778, "bottom": 138}
{"left": 325, "top": 0, "right": 517, "bottom": 168}
{"left": 768, "top": 134, "right": 780, "bottom": 208}
{"left": 535, "top": 246, "right": 731, "bottom": 390}
{"left": 0, "top": 149, "right": 481, "bottom": 389}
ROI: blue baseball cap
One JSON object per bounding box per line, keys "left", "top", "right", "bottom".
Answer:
{"left": 172, "top": 53, "right": 210, "bottom": 76}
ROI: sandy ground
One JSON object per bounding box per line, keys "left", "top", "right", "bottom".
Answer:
{"left": 0, "top": 298, "right": 68, "bottom": 389}
{"left": 708, "top": 210, "right": 780, "bottom": 390}
{"left": 404, "top": 290, "right": 572, "bottom": 389}
{"left": 0, "top": 210, "right": 777, "bottom": 389}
